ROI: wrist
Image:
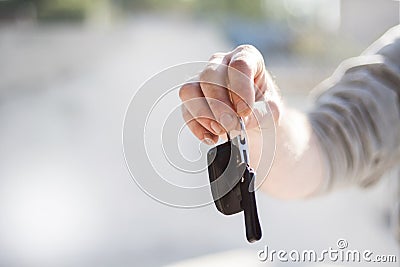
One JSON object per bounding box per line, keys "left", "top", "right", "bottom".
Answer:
{"left": 260, "top": 106, "right": 323, "bottom": 199}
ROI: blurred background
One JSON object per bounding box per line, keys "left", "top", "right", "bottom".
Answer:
{"left": 0, "top": 0, "right": 399, "bottom": 266}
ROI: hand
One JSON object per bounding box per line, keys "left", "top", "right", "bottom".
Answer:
{"left": 179, "top": 45, "right": 282, "bottom": 144}
{"left": 179, "top": 45, "right": 326, "bottom": 199}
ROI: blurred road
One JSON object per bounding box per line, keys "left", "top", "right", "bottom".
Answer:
{"left": 0, "top": 14, "right": 398, "bottom": 267}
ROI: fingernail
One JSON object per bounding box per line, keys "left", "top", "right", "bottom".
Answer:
{"left": 203, "top": 138, "right": 214, "bottom": 145}
{"left": 211, "top": 121, "right": 223, "bottom": 134}
{"left": 203, "top": 134, "right": 215, "bottom": 145}
{"left": 236, "top": 101, "right": 248, "bottom": 114}
{"left": 220, "top": 113, "right": 234, "bottom": 129}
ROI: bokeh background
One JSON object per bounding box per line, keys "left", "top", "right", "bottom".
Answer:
{"left": 0, "top": 0, "right": 399, "bottom": 266}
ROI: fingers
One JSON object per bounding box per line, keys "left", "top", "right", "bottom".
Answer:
{"left": 179, "top": 81, "right": 218, "bottom": 135}
{"left": 199, "top": 56, "right": 238, "bottom": 133}
{"left": 227, "top": 45, "right": 266, "bottom": 117}
{"left": 181, "top": 105, "right": 218, "bottom": 144}
{"left": 179, "top": 46, "right": 272, "bottom": 143}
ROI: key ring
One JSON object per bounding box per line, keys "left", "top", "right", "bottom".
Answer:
{"left": 229, "top": 117, "right": 250, "bottom": 165}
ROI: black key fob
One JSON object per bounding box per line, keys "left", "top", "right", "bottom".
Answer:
{"left": 207, "top": 137, "right": 262, "bottom": 243}
{"left": 207, "top": 140, "right": 245, "bottom": 215}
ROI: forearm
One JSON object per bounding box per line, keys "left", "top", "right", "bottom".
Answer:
{"left": 254, "top": 106, "right": 327, "bottom": 199}
{"left": 258, "top": 26, "right": 400, "bottom": 199}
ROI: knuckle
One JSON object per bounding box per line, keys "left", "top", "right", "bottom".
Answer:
{"left": 235, "top": 44, "right": 256, "bottom": 53}
{"left": 199, "top": 67, "right": 216, "bottom": 84}
{"left": 229, "top": 58, "right": 251, "bottom": 74}
{"left": 208, "top": 52, "right": 225, "bottom": 61}
{"left": 179, "top": 84, "right": 192, "bottom": 100}
{"left": 199, "top": 81, "right": 212, "bottom": 93}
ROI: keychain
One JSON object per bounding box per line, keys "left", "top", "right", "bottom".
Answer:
{"left": 207, "top": 117, "right": 262, "bottom": 243}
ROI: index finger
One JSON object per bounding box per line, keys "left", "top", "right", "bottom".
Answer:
{"left": 227, "top": 45, "right": 266, "bottom": 117}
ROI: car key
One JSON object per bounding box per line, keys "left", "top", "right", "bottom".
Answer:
{"left": 235, "top": 118, "right": 262, "bottom": 242}
{"left": 207, "top": 117, "right": 262, "bottom": 243}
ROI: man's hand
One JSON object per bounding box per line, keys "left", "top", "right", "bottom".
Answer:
{"left": 179, "top": 45, "right": 326, "bottom": 199}
{"left": 179, "top": 45, "right": 281, "bottom": 144}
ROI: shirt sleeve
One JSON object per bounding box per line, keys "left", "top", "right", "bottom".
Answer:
{"left": 309, "top": 25, "right": 400, "bottom": 193}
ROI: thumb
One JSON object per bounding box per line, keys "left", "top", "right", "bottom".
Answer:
{"left": 245, "top": 99, "right": 281, "bottom": 130}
